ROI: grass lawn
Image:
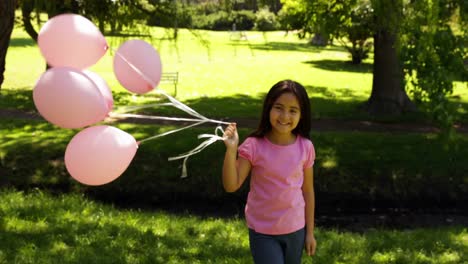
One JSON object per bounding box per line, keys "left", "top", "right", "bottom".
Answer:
{"left": 2, "top": 27, "right": 467, "bottom": 121}
{"left": 1, "top": 116, "right": 467, "bottom": 263}
{"left": 0, "top": 189, "right": 466, "bottom": 264}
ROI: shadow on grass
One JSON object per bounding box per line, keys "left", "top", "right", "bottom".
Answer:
{"left": 8, "top": 37, "right": 36, "bottom": 47}
{"left": 3, "top": 189, "right": 467, "bottom": 263}
{"left": 105, "top": 32, "right": 153, "bottom": 38}
{"left": 0, "top": 88, "right": 35, "bottom": 111}
{"left": 0, "top": 190, "right": 249, "bottom": 263}
{"left": 2, "top": 115, "right": 468, "bottom": 217}
{"left": 230, "top": 41, "right": 347, "bottom": 53}
{"left": 142, "top": 89, "right": 371, "bottom": 121}
{"left": 0, "top": 88, "right": 365, "bottom": 121}
{"left": 305, "top": 85, "right": 362, "bottom": 99}
{"left": 304, "top": 59, "right": 373, "bottom": 73}
{"left": 0, "top": 119, "right": 75, "bottom": 189}
{"left": 312, "top": 227, "right": 468, "bottom": 263}
{"left": 313, "top": 131, "right": 468, "bottom": 214}
{"left": 2, "top": 87, "right": 467, "bottom": 123}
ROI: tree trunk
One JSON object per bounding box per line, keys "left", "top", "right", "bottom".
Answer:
{"left": 0, "top": 0, "right": 16, "bottom": 90}
{"left": 363, "top": 0, "right": 416, "bottom": 116}
{"left": 21, "top": 0, "right": 38, "bottom": 42}
{"left": 173, "top": 0, "right": 178, "bottom": 39}
{"left": 21, "top": 0, "right": 80, "bottom": 70}
{"left": 363, "top": 29, "right": 416, "bottom": 115}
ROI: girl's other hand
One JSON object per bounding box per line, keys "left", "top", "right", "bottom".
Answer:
{"left": 305, "top": 233, "right": 316, "bottom": 256}
{"left": 223, "top": 123, "right": 239, "bottom": 149}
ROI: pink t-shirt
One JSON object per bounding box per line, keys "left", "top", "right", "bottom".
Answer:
{"left": 238, "top": 135, "right": 315, "bottom": 235}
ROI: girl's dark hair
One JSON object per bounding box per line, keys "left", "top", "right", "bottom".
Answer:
{"left": 249, "top": 80, "right": 311, "bottom": 139}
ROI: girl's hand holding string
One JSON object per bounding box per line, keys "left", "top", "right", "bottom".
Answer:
{"left": 222, "top": 123, "right": 243, "bottom": 192}
{"left": 223, "top": 123, "right": 239, "bottom": 150}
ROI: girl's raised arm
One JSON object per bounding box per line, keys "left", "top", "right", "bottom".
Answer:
{"left": 222, "top": 123, "right": 251, "bottom": 192}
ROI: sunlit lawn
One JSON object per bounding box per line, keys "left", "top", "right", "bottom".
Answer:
{"left": 0, "top": 189, "right": 466, "bottom": 264}
{"left": 5, "top": 28, "right": 373, "bottom": 98}
{"left": 4, "top": 27, "right": 467, "bottom": 120}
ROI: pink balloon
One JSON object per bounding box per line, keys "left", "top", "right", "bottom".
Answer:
{"left": 83, "top": 70, "right": 114, "bottom": 112}
{"left": 33, "top": 67, "right": 109, "bottom": 129}
{"left": 113, "top": 40, "right": 162, "bottom": 94}
{"left": 38, "top": 14, "right": 108, "bottom": 69}
{"left": 65, "top": 125, "right": 138, "bottom": 186}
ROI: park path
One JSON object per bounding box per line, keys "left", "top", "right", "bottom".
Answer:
{"left": 1, "top": 108, "right": 468, "bottom": 134}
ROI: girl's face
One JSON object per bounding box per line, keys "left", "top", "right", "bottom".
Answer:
{"left": 269, "top": 92, "right": 301, "bottom": 136}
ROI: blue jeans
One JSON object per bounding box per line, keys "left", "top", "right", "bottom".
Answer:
{"left": 248, "top": 228, "right": 305, "bottom": 264}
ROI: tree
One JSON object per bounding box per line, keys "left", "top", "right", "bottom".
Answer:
{"left": 0, "top": 0, "right": 17, "bottom": 90}
{"left": 400, "top": 0, "right": 467, "bottom": 128}
{"left": 279, "top": 0, "right": 372, "bottom": 58}
{"left": 367, "top": 0, "right": 466, "bottom": 119}
{"left": 279, "top": 0, "right": 465, "bottom": 118}
{"left": 338, "top": 2, "right": 373, "bottom": 64}
{"left": 19, "top": 0, "right": 147, "bottom": 42}
{"left": 20, "top": 0, "right": 80, "bottom": 43}
{"left": 363, "top": 0, "right": 416, "bottom": 115}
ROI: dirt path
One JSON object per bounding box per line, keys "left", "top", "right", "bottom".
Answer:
{"left": 2, "top": 108, "right": 467, "bottom": 134}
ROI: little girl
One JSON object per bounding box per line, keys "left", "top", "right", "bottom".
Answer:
{"left": 222, "top": 80, "right": 316, "bottom": 264}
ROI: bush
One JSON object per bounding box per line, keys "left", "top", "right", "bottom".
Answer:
{"left": 192, "top": 11, "right": 231, "bottom": 30}
{"left": 231, "top": 10, "right": 255, "bottom": 30}
{"left": 146, "top": 3, "right": 194, "bottom": 29}
{"left": 277, "top": 2, "right": 306, "bottom": 31}
{"left": 254, "top": 7, "right": 280, "bottom": 31}
{"left": 192, "top": 10, "right": 255, "bottom": 31}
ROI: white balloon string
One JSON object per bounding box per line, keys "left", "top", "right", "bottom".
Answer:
{"left": 168, "top": 134, "right": 223, "bottom": 160}
{"left": 108, "top": 112, "right": 205, "bottom": 123}
{"left": 137, "top": 120, "right": 208, "bottom": 144}
{"left": 168, "top": 126, "right": 226, "bottom": 178}
{"left": 114, "top": 48, "right": 230, "bottom": 125}
{"left": 180, "top": 157, "right": 189, "bottom": 178}
{"left": 113, "top": 103, "right": 173, "bottom": 114}
{"left": 114, "top": 50, "right": 158, "bottom": 88}
{"left": 158, "top": 89, "right": 207, "bottom": 120}
{"left": 114, "top": 48, "right": 232, "bottom": 178}
{"left": 158, "top": 90, "right": 231, "bottom": 125}
{"left": 204, "top": 118, "right": 231, "bottom": 125}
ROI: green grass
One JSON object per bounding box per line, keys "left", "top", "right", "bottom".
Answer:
{"left": 3, "top": 27, "right": 467, "bottom": 121}
{"left": 0, "top": 189, "right": 466, "bottom": 264}
{"left": 1, "top": 117, "right": 468, "bottom": 210}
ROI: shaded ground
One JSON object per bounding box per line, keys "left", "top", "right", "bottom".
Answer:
{"left": 114, "top": 198, "right": 468, "bottom": 231}
{"left": 2, "top": 108, "right": 468, "bottom": 134}
{"left": 316, "top": 213, "right": 468, "bottom": 231}
{"left": 2, "top": 108, "right": 468, "bottom": 230}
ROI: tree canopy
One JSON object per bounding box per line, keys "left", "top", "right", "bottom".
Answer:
{"left": 280, "top": 0, "right": 467, "bottom": 125}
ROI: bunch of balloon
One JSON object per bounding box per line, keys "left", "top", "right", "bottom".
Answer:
{"left": 34, "top": 14, "right": 228, "bottom": 184}
{"left": 33, "top": 14, "right": 146, "bottom": 186}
